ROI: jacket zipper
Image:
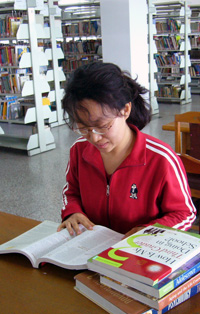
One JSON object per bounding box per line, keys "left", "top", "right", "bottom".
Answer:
{"left": 85, "top": 158, "right": 112, "bottom": 227}
{"left": 106, "top": 184, "right": 110, "bottom": 196}
{"left": 106, "top": 182, "right": 111, "bottom": 227}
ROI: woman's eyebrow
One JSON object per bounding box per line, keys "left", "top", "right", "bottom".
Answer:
{"left": 84, "top": 118, "right": 108, "bottom": 125}
{"left": 89, "top": 114, "right": 114, "bottom": 124}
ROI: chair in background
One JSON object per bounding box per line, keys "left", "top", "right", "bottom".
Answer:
{"left": 175, "top": 111, "right": 200, "bottom": 158}
{"left": 179, "top": 153, "right": 200, "bottom": 234}
{"left": 175, "top": 111, "right": 200, "bottom": 233}
{"left": 178, "top": 154, "right": 200, "bottom": 199}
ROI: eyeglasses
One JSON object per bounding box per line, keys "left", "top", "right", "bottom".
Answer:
{"left": 73, "top": 119, "right": 115, "bottom": 136}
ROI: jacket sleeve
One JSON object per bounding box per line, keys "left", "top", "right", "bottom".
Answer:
{"left": 142, "top": 156, "right": 197, "bottom": 231}
{"left": 61, "top": 150, "right": 85, "bottom": 222}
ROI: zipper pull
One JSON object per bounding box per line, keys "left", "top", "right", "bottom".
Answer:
{"left": 107, "top": 184, "right": 110, "bottom": 196}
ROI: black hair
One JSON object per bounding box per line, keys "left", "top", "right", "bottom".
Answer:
{"left": 62, "top": 62, "right": 151, "bottom": 130}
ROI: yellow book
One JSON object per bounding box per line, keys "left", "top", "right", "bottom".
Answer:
{"left": 2, "top": 102, "right": 7, "bottom": 120}
{"left": 42, "top": 97, "right": 50, "bottom": 106}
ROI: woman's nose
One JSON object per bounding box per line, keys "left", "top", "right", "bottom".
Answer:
{"left": 88, "top": 132, "right": 102, "bottom": 142}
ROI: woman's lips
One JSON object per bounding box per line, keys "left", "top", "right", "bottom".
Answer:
{"left": 96, "top": 142, "right": 109, "bottom": 149}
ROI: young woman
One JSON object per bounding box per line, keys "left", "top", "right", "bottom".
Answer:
{"left": 58, "top": 62, "right": 196, "bottom": 236}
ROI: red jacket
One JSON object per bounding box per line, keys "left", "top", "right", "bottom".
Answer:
{"left": 61, "top": 125, "right": 196, "bottom": 234}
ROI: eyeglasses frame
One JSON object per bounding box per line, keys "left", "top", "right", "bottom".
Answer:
{"left": 73, "top": 119, "right": 115, "bottom": 136}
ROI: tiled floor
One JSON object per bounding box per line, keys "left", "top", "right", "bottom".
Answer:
{"left": 0, "top": 95, "right": 199, "bottom": 225}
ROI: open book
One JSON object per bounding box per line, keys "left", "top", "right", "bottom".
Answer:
{"left": 0, "top": 220, "right": 123, "bottom": 269}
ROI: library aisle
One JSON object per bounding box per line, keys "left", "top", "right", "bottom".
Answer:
{"left": 0, "top": 95, "right": 200, "bottom": 224}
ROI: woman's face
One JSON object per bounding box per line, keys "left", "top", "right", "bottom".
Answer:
{"left": 75, "top": 99, "right": 131, "bottom": 154}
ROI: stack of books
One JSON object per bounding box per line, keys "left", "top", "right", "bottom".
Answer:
{"left": 74, "top": 224, "right": 200, "bottom": 314}
{"left": 0, "top": 220, "right": 200, "bottom": 313}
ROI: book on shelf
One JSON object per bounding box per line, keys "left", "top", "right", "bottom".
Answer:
{"left": 193, "top": 64, "right": 200, "bottom": 75}
{"left": 155, "top": 52, "right": 181, "bottom": 67}
{"left": 62, "top": 21, "right": 100, "bottom": 37}
{"left": 5, "top": 95, "right": 18, "bottom": 120}
{"left": 156, "top": 19, "right": 181, "bottom": 34}
{"left": 0, "top": 220, "right": 123, "bottom": 269}
{"left": 3, "top": 96, "right": 46, "bottom": 121}
{"left": 0, "top": 100, "right": 3, "bottom": 119}
{"left": 89, "top": 252, "right": 200, "bottom": 299}
{"left": 74, "top": 270, "right": 200, "bottom": 314}
{"left": 0, "top": 72, "right": 31, "bottom": 94}
{"left": 0, "top": 73, "right": 14, "bottom": 94}
{"left": 0, "top": 15, "right": 23, "bottom": 38}
{"left": 100, "top": 272, "right": 200, "bottom": 311}
{"left": 16, "top": 45, "right": 30, "bottom": 63}
{"left": 8, "top": 16, "right": 23, "bottom": 37}
{"left": 19, "top": 74, "right": 30, "bottom": 89}
{"left": 154, "top": 35, "right": 180, "bottom": 51}
{"left": 87, "top": 224, "right": 200, "bottom": 287}
{"left": 1, "top": 99, "right": 7, "bottom": 119}
{"left": 0, "top": 18, "right": 7, "bottom": 38}
{"left": 0, "top": 45, "right": 30, "bottom": 67}
{"left": 155, "top": 86, "right": 182, "bottom": 98}
{"left": 11, "top": 73, "right": 21, "bottom": 93}
{"left": 9, "top": 101, "right": 23, "bottom": 120}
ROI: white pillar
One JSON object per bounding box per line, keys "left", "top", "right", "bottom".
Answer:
{"left": 100, "top": 0, "right": 149, "bottom": 90}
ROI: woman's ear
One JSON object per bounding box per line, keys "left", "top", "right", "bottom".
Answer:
{"left": 123, "top": 102, "right": 132, "bottom": 120}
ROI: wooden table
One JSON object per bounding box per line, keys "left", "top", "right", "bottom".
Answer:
{"left": 162, "top": 121, "right": 190, "bottom": 153}
{"left": 0, "top": 212, "right": 200, "bottom": 314}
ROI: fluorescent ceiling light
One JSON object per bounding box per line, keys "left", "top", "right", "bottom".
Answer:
{"left": 59, "top": 0, "right": 99, "bottom": 5}
{"left": 73, "top": 10, "right": 97, "bottom": 14}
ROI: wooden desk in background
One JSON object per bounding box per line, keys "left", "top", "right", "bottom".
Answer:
{"left": 0, "top": 212, "right": 200, "bottom": 314}
{"left": 162, "top": 121, "right": 190, "bottom": 153}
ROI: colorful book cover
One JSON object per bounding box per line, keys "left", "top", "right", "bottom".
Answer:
{"left": 89, "top": 224, "right": 200, "bottom": 286}
{"left": 6, "top": 96, "right": 18, "bottom": 120}
{"left": 95, "top": 252, "right": 200, "bottom": 299}
{"left": 9, "top": 17, "right": 22, "bottom": 37}
{"left": 17, "top": 45, "right": 30, "bottom": 63}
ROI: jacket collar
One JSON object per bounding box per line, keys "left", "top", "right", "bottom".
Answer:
{"left": 82, "top": 124, "right": 146, "bottom": 171}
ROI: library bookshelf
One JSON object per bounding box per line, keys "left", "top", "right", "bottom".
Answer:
{"left": 58, "top": 0, "right": 102, "bottom": 78}
{"left": 148, "top": 0, "right": 159, "bottom": 114}
{"left": 188, "top": 4, "right": 200, "bottom": 94}
{"left": 43, "top": 0, "right": 65, "bottom": 127}
{"left": 152, "top": 0, "right": 192, "bottom": 105}
{"left": 0, "top": 0, "right": 56, "bottom": 156}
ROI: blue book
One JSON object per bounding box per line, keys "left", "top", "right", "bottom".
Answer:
{"left": 153, "top": 252, "right": 200, "bottom": 298}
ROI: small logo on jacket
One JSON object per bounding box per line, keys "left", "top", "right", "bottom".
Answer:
{"left": 130, "top": 183, "right": 138, "bottom": 199}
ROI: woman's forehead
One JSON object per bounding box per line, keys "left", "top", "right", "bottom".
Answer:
{"left": 77, "top": 99, "right": 115, "bottom": 123}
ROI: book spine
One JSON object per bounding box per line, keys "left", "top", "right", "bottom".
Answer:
{"left": 161, "top": 283, "right": 200, "bottom": 314}
{"left": 173, "top": 261, "right": 200, "bottom": 289}
{"left": 159, "top": 261, "right": 200, "bottom": 298}
{"left": 159, "top": 272, "right": 200, "bottom": 310}
{"left": 138, "top": 282, "right": 200, "bottom": 314}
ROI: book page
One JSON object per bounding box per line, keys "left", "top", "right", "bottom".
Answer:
{"left": 37, "top": 225, "right": 123, "bottom": 269}
{"left": 0, "top": 221, "right": 59, "bottom": 251}
{"left": 0, "top": 221, "right": 74, "bottom": 266}
{"left": 23, "top": 227, "right": 77, "bottom": 265}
